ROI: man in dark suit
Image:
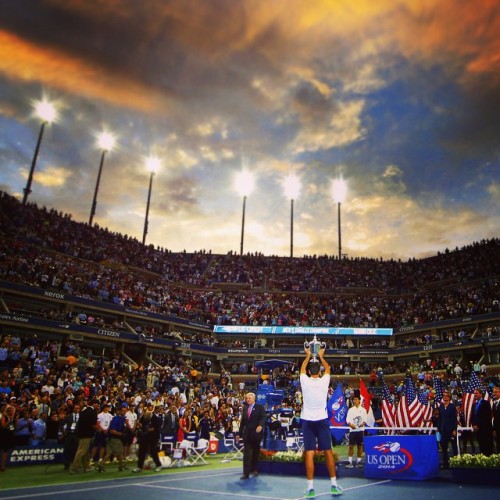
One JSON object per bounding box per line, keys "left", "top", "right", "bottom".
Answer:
{"left": 471, "top": 389, "right": 493, "bottom": 456}
{"left": 62, "top": 403, "right": 80, "bottom": 470}
{"left": 162, "top": 404, "right": 179, "bottom": 448}
{"left": 437, "top": 391, "right": 457, "bottom": 468}
{"left": 493, "top": 385, "right": 500, "bottom": 453}
{"left": 238, "top": 392, "right": 266, "bottom": 480}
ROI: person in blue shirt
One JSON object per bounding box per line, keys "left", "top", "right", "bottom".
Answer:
{"left": 105, "top": 404, "right": 128, "bottom": 471}
{"left": 31, "top": 412, "right": 47, "bottom": 446}
{"left": 15, "top": 408, "right": 34, "bottom": 446}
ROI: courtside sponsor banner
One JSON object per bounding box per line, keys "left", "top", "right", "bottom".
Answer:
{"left": 8, "top": 445, "right": 64, "bottom": 465}
{"left": 364, "top": 435, "right": 439, "bottom": 480}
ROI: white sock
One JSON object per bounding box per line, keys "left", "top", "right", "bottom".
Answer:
{"left": 348, "top": 457, "right": 353, "bottom": 464}
{"left": 331, "top": 477, "right": 337, "bottom": 486}
{"left": 307, "top": 480, "right": 314, "bottom": 490}
{"left": 357, "top": 457, "right": 361, "bottom": 464}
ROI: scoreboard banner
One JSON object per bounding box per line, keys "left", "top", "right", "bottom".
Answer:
{"left": 213, "top": 325, "right": 393, "bottom": 335}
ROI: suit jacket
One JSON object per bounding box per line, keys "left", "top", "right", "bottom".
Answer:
{"left": 493, "top": 400, "right": 500, "bottom": 433}
{"left": 437, "top": 402, "right": 457, "bottom": 441}
{"left": 239, "top": 403, "right": 267, "bottom": 444}
{"left": 162, "top": 411, "right": 179, "bottom": 435}
{"left": 471, "top": 399, "right": 493, "bottom": 435}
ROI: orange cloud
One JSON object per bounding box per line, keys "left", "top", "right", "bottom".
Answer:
{"left": 0, "top": 30, "right": 168, "bottom": 113}
{"left": 382, "top": 0, "right": 500, "bottom": 82}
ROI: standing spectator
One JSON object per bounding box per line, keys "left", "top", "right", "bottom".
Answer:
{"left": 31, "top": 412, "right": 47, "bottom": 446}
{"left": 471, "top": 389, "right": 494, "bottom": 456}
{"left": 0, "top": 404, "right": 17, "bottom": 472}
{"left": 123, "top": 403, "right": 137, "bottom": 461}
{"left": 70, "top": 399, "right": 99, "bottom": 474}
{"left": 15, "top": 408, "right": 33, "bottom": 446}
{"left": 162, "top": 404, "right": 179, "bottom": 445}
{"left": 132, "top": 405, "right": 162, "bottom": 472}
{"left": 346, "top": 394, "right": 367, "bottom": 468}
{"left": 493, "top": 385, "right": 500, "bottom": 453}
{"left": 63, "top": 403, "right": 80, "bottom": 470}
{"left": 106, "top": 405, "right": 128, "bottom": 471}
{"left": 93, "top": 403, "right": 113, "bottom": 471}
{"left": 299, "top": 348, "right": 342, "bottom": 497}
{"left": 177, "top": 409, "right": 191, "bottom": 443}
{"left": 198, "top": 410, "right": 213, "bottom": 441}
{"left": 238, "top": 392, "right": 266, "bottom": 480}
{"left": 437, "top": 391, "right": 457, "bottom": 469}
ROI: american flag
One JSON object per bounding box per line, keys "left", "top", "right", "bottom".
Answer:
{"left": 381, "top": 377, "right": 396, "bottom": 430}
{"left": 418, "top": 391, "right": 433, "bottom": 431}
{"left": 432, "top": 372, "right": 445, "bottom": 403}
{"left": 396, "top": 374, "right": 423, "bottom": 428}
{"left": 461, "top": 371, "right": 486, "bottom": 427}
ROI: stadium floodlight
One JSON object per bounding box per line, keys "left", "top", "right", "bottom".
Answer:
{"left": 22, "top": 100, "right": 57, "bottom": 205}
{"left": 332, "top": 178, "right": 347, "bottom": 260}
{"left": 89, "top": 131, "right": 116, "bottom": 226}
{"left": 235, "top": 170, "right": 255, "bottom": 255}
{"left": 142, "top": 156, "right": 161, "bottom": 245}
{"left": 284, "top": 174, "right": 301, "bottom": 258}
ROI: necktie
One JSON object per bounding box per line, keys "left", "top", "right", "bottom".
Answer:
{"left": 247, "top": 406, "right": 252, "bottom": 419}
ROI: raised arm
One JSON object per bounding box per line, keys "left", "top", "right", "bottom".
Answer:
{"left": 318, "top": 348, "right": 330, "bottom": 375}
{"left": 301, "top": 348, "right": 311, "bottom": 374}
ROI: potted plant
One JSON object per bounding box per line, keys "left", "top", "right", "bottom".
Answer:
{"left": 258, "top": 450, "right": 340, "bottom": 477}
{"left": 449, "top": 454, "right": 500, "bottom": 485}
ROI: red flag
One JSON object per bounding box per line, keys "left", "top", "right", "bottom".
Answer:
{"left": 359, "top": 379, "right": 372, "bottom": 413}
{"left": 359, "top": 378, "right": 375, "bottom": 427}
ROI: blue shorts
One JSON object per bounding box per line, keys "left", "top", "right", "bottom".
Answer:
{"left": 93, "top": 432, "right": 108, "bottom": 448}
{"left": 348, "top": 431, "right": 364, "bottom": 446}
{"left": 302, "top": 419, "right": 332, "bottom": 451}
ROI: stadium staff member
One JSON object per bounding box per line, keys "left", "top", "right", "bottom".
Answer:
{"left": 300, "top": 347, "right": 342, "bottom": 497}
{"left": 69, "top": 399, "right": 99, "bottom": 474}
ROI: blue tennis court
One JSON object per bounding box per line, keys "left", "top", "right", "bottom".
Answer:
{"left": 0, "top": 466, "right": 495, "bottom": 500}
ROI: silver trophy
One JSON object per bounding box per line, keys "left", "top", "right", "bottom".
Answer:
{"left": 304, "top": 334, "right": 326, "bottom": 363}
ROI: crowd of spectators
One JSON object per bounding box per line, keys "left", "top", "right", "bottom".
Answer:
{"left": 1, "top": 330, "right": 499, "bottom": 471}
{"left": 1, "top": 192, "right": 498, "bottom": 335}
{"left": 1, "top": 190, "right": 499, "bottom": 472}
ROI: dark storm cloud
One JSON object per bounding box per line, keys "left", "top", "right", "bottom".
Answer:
{"left": 440, "top": 75, "right": 500, "bottom": 156}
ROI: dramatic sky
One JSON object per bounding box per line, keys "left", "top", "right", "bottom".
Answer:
{"left": 0, "top": 0, "right": 498, "bottom": 260}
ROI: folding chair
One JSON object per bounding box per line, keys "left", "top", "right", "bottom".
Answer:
{"left": 171, "top": 446, "right": 185, "bottom": 467}
{"left": 161, "top": 434, "right": 175, "bottom": 454}
{"left": 175, "top": 439, "right": 203, "bottom": 466}
{"left": 191, "top": 438, "right": 209, "bottom": 465}
{"left": 185, "top": 431, "right": 198, "bottom": 446}
{"left": 285, "top": 434, "right": 304, "bottom": 452}
{"left": 220, "top": 433, "right": 244, "bottom": 463}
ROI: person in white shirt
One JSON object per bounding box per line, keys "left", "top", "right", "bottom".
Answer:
{"left": 345, "top": 394, "right": 367, "bottom": 468}
{"left": 93, "top": 403, "right": 113, "bottom": 470}
{"left": 300, "top": 347, "right": 342, "bottom": 497}
{"left": 124, "top": 404, "right": 137, "bottom": 461}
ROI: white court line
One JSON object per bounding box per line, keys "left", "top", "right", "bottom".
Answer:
{"left": 289, "top": 479, "right": 392, "bottom": 500}
{"left": 0, "top": 470, "right": 239, "bottom": 500}
{"left": 139, "top": 482, "right": 285, "bottom": 500}
{"left": 0, "top": 483, "right": 130, "bottom": 500}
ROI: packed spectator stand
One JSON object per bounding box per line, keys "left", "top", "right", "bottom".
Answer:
{"left": 0, "top": 191, "right": 499, "bottom": 471}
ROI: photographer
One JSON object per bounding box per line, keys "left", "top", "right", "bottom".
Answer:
{"left": 132, "top": 404, "right": 162, "bottom": 472}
